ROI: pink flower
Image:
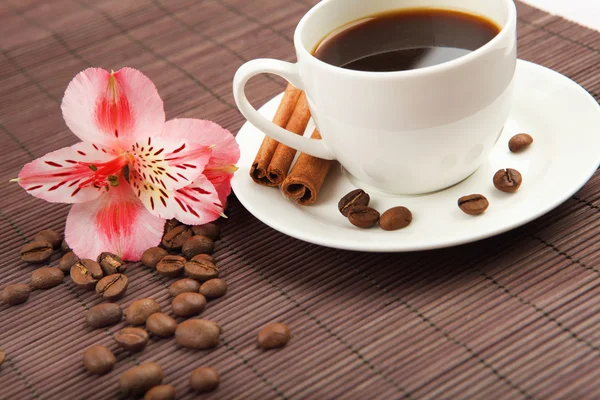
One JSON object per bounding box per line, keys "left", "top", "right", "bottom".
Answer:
{"left": 15, "top": 68, "right": 239, "bottom": 261}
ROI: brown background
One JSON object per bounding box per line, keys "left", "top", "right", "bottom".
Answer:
{"left": 1, "top": 0, "right": 600, "bottom": 399}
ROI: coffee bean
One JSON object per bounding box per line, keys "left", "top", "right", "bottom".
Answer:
{"left": 86, "top": 303, "right": 123, "bottom": 328}
{"left": 509, "top": 133, "right": 533, "bottom": 152}
{"left": 338, "top": 189, "right": 370, "bottom": 217}
{"left": 0, "top": 349, "right": 5, "bottom": 367}
{"left": 379, "top": 206, "right": 412, "bottom": 231}
{"left": 175, "top": 319, "right": 221, "bottom": 349}
{"left": 96, "top": 274, "right": 128, "bottom": 300}
{"left": 60, "top": 239, "right": 70, "bottom": 253}
{"left": 115, "top": 327, "right": 149, "bottom": 352}
{"left": 163, "top": 218, "right": 181, "bottom": 234}
{"left": 182, "top": 235, "right": 215, "bottom": 259}
{"left": 146, "top": 313, "right": 177, "bottom": 338}
{"left": 191, "top": 223, "right": 221, "bottom": 241}
{"left": 144, "top": 384, "right": 176, "bottom": 400}
{"left": 347, "top": 206, "right": 380, "bottom": 228}
{"left": 33, "top": 229, "right": 62, "bottom": 249}
{"left": 171, "top": 292, "right": 207, "bottom": 317}
{"left": 30, "top": 267, "right": 64, "bottom": 290}
{"left": 191, "top": 253, "right": 215, "bottom": 264}
{"left": 200, "top": 279, "right": 228, "bottom": 299}
{"left": 141, "top": 247, "right": 168, "bottom": 269}
{"left": 97, "top": 252, "right": 127, "bottom": 275}
{"left": 20, "top": 241, "right": 53, "bottom": 263}
{"left": 119, "top": 362, "right": 164, "bottom": 397}
{"left": 190, "top": 367, "right": 220, "bottom": 393}
{"left": 156, "top": 255, "right": 185, "bottom": 277}
{"left": 168, "top": 278, "right": 200, "bottom": 297}
{"left": 458, "top": 194, "right": 489, "bottom": 215}
{"left": 185, "top": 258, "right": 219, "bottom": 281}
{"left": 162, "top": 225, "right": 192, "bottom": 249}
{"left": 1, "top": 284, "right": 30, "bottom": 306}
{"left": 257, "top": 322, "right": 291, "bottom": 349}
{"left": 70, "top": 259, "right": 103, "bottom": 289}
{"left": 493, "top": 168, "right": 522, "bottom": 193}
{"left": 58, "top": 251, "right": 79, "bottom": 273}
{"left": 82, "top": 345, "right": 116, "bottom": 375}
{"left": 125, "top": 298, "right": 161, "bottom": 325}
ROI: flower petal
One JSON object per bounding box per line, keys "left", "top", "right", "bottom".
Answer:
{"left": 204, "top": 168, "right": 235, "bottom": 207}
{"left": 65, "top": 177, "right": 164, "bottom": 261}
{"left": 135, "top": 174, "right": 222, "bottom": 225}
{"left": 17, "top": 142, "right": 119, "bottom": 203}
{"left": 61, "top": 67, "right": 165, "bottom": 147}
{"left": 160, "top": 119, "right": 239, "bottom": 204}
{"left": 128, "top": 136, "right": 211, "bottom": 192}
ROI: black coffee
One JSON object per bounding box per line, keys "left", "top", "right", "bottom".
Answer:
{"left": 313, "top": 8, "right": 500, "bottom": 72}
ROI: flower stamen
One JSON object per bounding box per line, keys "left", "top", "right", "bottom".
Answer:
{"left": 108, "top": 175, "right": 119, "bottom": 187}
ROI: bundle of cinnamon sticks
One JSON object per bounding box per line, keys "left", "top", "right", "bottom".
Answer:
{"left": 249, "top": 84, "right": 332, "bottom": 205}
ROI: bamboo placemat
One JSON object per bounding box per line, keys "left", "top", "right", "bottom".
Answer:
{"left": 1, "top": 0, "right": 600, "bottom": 399}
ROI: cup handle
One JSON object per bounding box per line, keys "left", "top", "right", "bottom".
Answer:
{"left": 233, "top": 59, "right": 336, "bottom": 160}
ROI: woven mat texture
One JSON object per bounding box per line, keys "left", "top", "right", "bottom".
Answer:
{"left": 1, "top": 0, "right": 600, "bottom": 399}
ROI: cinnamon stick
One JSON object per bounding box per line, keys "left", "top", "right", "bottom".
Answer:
{"left": 249, "top": 84, "right": 302, "bottom": 186}
{"left": 281, "top": 129, "right": 333, "bottom": 205}
{"left": 266, "top": 92, "right": 312, "bottom": 185}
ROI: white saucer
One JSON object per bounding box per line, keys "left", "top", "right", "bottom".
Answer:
{"left": 232, "top": 60, "right": 600, "bottom": 252}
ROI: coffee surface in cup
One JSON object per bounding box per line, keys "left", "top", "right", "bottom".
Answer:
{"left": 313, "top": 8, "right": 500, "bottom": 72}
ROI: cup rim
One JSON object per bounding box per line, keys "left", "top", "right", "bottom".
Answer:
{"left": 294, "top": 0, "right": 517, "bottom": 77}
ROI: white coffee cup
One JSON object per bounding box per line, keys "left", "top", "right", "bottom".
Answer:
{"left": 233, "top": 0, "right": 517, "bottom": 194}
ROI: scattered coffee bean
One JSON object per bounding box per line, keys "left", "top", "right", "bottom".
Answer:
{"left": 33, "top": 229, "right": 62, "bottom": 249}
{"left": 156, "top": 255, "right": 186, "bottom": 277}
{"left": 144, "top": 384, "right": 176, "bottom": 400}
{"left": 125, "top": 298, "right": 161, "bottom": 325}
{"left": 171, "top": 292, "right": 207, "bottom": 317}
{"left": 458, "top": 194, "right": 489, "bottom": 215}
{"left": 200, "top": 279, "right": 228, "bottom": 299}
{"left": 168, "top": 278, "right": 200, "bottom": 297}
{"left": 96, "top": 274, "right": 128, "bottom": 300}
{"left": 191, "top": 223, "right": 221, "bottom": 240}
{"left": 82, "top": 345, "right": 116, "bottom": 375}
{"left": 60, "top": 239, "right": 70, "bottom": 253}
{"left": 119, "top": 362, "right": 164, "bottom": 397}
{"left": 257, "top": 322, "right": 291, "bottom": 349}
{"left": 509, "top": 133, "right": 533, "bottom": 152}
{"left": 20, "top": 241, "right": 53, "bottom": 263}
{"left": 338, "top": 189, "right": 370, "bottom": 217}
{"left": 348, "top": 206, "right": 380, "bottom": 228}
{"left": 30, "top": 267, "right": 64, "bottom": 290}
{"left": 190, "top": 367, "right": 220, "bottom": 393}
{"left": 379, "top": 206, "right": 412, "bottom": 231}
{"left": 86, "top": 303, "right": 123, "bottom": 328}
{"left": 70, "top": 259, "right": 103, "bottom": 289}
{"left": 493, "top": 168, "right": 522, "bottom": 193}
{"left": 163, "top": 218, "right": 181, "bottom": 235}
{"left": 58, "top": 251, "right": 79, "bottom": 273}
{"left": 175, "top": 319, "right": 221, "bottom": 349}
{"left": 182, "top": 235, "right": 214, "bottom": 259}
{"left": 1, "top": 284, "right": 31, "bottom": 305}
{"left": 146, "top": 313, "right": 177, "bottom": 338}
{"left": 162, "top": 225, "right": 192, "bottom": 249}
{"left": 191, "top": 253, "right": 215, "bottom": 264}
{"left": 185, "top": 258, "right": 219, "bottom": 281}
{"left": 97, "top": 252, "right": 127, "bottom": 275}
{"left": 141, "top": 247, "right": 168, "bottom": 269}
{"left": 0, "top": 349, "right": 5, "bottom": 366}
{"left": 115, "top": 327, "right": 149, "bottom": 352}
